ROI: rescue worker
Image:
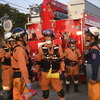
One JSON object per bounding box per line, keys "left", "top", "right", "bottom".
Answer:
{"left": 34, "top": 29, "right": 65, "bottom": 100}
{"left": 0, "top": 32, "right": 14, "bottom": 100}
{"left": 20, "top": 30, "right": 34, "bottom": 82}
{"left": 89, "top": 38, "right": 100, "bottom": 83}
{"left": 64, "top": 38, "right": 82, "bottom": 93}
{"left": 85, "top": 27, "right": 100, "bottom": 100}
{"left": 85, "top": 27, "right": 99, "bottom": 77}
{"left": 11, "top": 28, "right": 32, "bottom": 100}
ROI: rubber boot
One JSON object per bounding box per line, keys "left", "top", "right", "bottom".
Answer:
{"left": 66, "top": 84, "right": 70, "bottom": 93}
{"left": 0, "top": 90, "right": 12, "bottom": 100}
{"left": 58, "top": 96, "right": 65, "bottom": 100}
{"left": 74, "top": 84, "right": 80, "bottom": 92}
{"left": 42, "top": 98, "right": 49, "bottom": 100}
{"left": 0, "top": 91, "right": 3, "bottom": 100}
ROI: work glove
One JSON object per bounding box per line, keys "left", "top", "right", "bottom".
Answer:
{"left": 26, "top": 83, "right": 32, "bottom": 90}
{"left": 60, "top": 71, "right": 65, "bottom": 79}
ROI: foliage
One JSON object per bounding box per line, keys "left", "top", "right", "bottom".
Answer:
{"left": 0, "top": 3, "right": 28, "bottom": 46}
{"left": 0, "top": 4, "right": 28, "bottom": 29}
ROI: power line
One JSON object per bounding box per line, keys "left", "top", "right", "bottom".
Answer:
{"left": 0, "top": 3, "right": 29, "bottom": 13}
{"left": 13, "top": 7, "right": 29, "bottom": 13}
{"left": 23, "top": 0, "right": 35, "bottom": 4}
{"left": 0, "top": 0, "right": 28, "bottom": 10}
{"left": 0, "top": 0, "right": 29, "bottom": 13}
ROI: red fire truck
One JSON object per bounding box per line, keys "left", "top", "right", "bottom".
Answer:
{"left": 26, "top": 0, "right": 100, "bottom": 57}
{"left": 26, "top": 0, "right": 100, "bottom": 81}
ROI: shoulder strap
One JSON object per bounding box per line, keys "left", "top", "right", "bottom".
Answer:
{"left": 42, "top": 44, "right": 59, "bottom": 54}
{"left": 12, "top": 45, "right": 30, "bottom": 62}
{"left": 96, "top": 45, "right": 100, "bottom": 50}
{"left": 53, "top": 44, "right": 59, "bottom": 54}
{"left": 12, "top": 45, "right": 21, "bottom": 52}
{"left": 42, "top": 44, "right": 49, "bottom": 54}
{"left": 91, "top": 45, "right": 100, "bottom": 50}
{"left": 1, "top": 46, "right": 9, "bottom": 52}
{"left": 2, "top": 46, "right": 7, "bottom": 49}
{"left": 75, "top": 48, "right": 79, "bottom": 57}
{"left": 11, "top": 45, "right": 23, "bottom": 62}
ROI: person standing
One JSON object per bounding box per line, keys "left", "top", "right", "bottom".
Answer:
{"left": 11, "top": 28, "right": 32, "bottom": 100}
{"left": 85, "top": 27, "right": 100, "bottom": 100}
{"left": 0, "top": 32, "right": 14, "bottom": 100}
{"left": 34, "top": 29, "right": 65, "bottom": 100}
{"left": 64, "top": 38, "right": 82, "bottom": 93}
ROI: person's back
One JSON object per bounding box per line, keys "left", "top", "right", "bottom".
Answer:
{"left": 0, "top": 32, "right": 14, "bottom": 100}
{"left": 11, "top": 27, "right": 32, "bottom": 100}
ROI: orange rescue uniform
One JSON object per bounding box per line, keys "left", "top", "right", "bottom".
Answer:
{"left": 0, "top": 44, "right": 13, "bottom": 90}
{"left": 35, "top": 43, "right": 65, "bottom": 100}
{"left": 11, "top": 42, "right": 31, "bottom": 100}
{"left": 64, "top": 47, "right": 82, "bottom": 76}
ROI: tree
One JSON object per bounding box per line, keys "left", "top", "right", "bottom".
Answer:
{"left": 0, "top": 3, "right": 28, "bottom": 46}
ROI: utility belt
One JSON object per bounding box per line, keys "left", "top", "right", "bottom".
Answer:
{"left": 13, "top": 68, "right": 21, "bottom": 78}
{"left": 2, "top": 67, "right": 12, "bottom": 70}
{"left": 42, "top": 59, "right": 60, "bottom": 62}
{"left": 69, "top": 61, "right": 78, "bottom": 67}
{"left": 40, "top": 59, "right": 60, "bottom": 70}
{"left": 40, "top": 68, "right": 58, "bottom": 73}
{"left": 13, "top": 68, "right": 20, "bottom": 70}
{"left": 13, "top": 68, "right": 21, "bottom": 71}
{"left": 2, "top": 63, "right": 11, "bottom": 66}
{"left": 65, "top": 58, "right": 78, "bottom": 67}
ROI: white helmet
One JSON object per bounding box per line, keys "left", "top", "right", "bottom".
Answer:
{"left": 4, "top": 32, "right": 15, "bottom": 41}
{"left": 98, "top": 35, "right": 100, "bottom": 39}
{"left": 4, "top": 32, "right": 12, "bottom": 41}
{"left": 89, "top": 27, "right": 99, "bottom": 36}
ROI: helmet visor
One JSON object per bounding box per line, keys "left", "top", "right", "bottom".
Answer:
{"left": 69, "top": 39, "right": 76, "bottom": 44}
{"left": 42, "top": 30, "right": 52, "bottom": 36}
